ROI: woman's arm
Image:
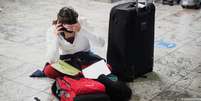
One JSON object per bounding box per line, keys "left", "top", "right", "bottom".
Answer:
{"left": 79, "top": 17, "right": 105, "bottom": 47}
{"left": 80, "top": 28, "right": 105, "bottom": 47}
{"left": 46, "top": 27, "right": 60, "bottom": 63}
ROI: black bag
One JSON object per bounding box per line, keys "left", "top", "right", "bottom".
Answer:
{"left": 107, "top": 1, "right": 155, "bottom": 81}
{"left": 74, "top": 93, "right": 111, "bottom": 101}
{"left": 60, "top": 51, "right": 103, "bottom": 70}
{"left": 97, "top": 74, "right": 132, "bottom": 101}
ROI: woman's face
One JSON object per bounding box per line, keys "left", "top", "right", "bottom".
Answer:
{"left": 62, "top": 22, "right": 80, "bottom": 32}
{"left": 62, "top": 23, "right": 74, "bottom": 32}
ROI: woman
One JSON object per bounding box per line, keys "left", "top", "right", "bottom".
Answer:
{"left": 39, "top": 7, "right": 105, "bottom": 79}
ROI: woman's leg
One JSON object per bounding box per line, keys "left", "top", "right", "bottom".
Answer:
{"left": 43, "top": 63, "right": 65, "bottom": 79}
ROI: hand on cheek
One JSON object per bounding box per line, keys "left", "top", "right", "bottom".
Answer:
{"left": 73, "top": 23, "right": 81, "bottom": 32}
{"left": 63, "top": 23, "right": 81, "bottom": 32}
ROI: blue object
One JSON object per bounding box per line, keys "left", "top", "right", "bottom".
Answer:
{"left": 154, "top": 39, "right": 176, "bottom": 48}
{"left": 107, "top": 74, "right": 118, "bottom": 81}
{"left": 30, "top": 69, "right": 45, "bottom": 77}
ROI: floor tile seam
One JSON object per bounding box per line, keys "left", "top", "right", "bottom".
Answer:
{"left": 0, "top": 76, "right": 45, "bottom": 100}
{"left": 0, "top": 54, "right": 28, "bottom": 64}
{"left": 154, "top": 35, "right": 201, "bottom": 62}
{"left": 187, "top": 88, "right": 201, "bottom": 96}
{"left": 192, "top": 65, "right": 201, "bottom": 74}
{"left": 150, "top": 63, "right": 201, "bottom": 100}
{"left": 190, "top": 12, "right": 201, "bottom": 23}
{"left": 41, "top": 89, "right": 51, "bottom": 95}
{"left": 0, "top": 54, "right": 42, "bottom": 71}
{"left": 154, "top": 22, "right": 201, "bottom": 42}
{"left": 22, "top": 90, "right": 46, "bottom": 101}
{"left": 21, "top": 81, "right": 52, "bottom": 101}
{"left": 151, "top": 59, "right": 201, "bottom": 100}
{"left": 153, "top": 28, "right": 197, "bottom": 52}
{"left": 149, "top": 77, "right": 189, "bottom": 100}
{"left": 156, "top": 9, "right": 183, "bottom": 21}
{"left": 0, "top": 56, "right": 40, "bottom": 79}
{"left": 150, "top": 79, "right": 201, "bottom": 100}
{"left": 6, "top": 68, "right": 33, "bottom": 81}
{"left": 3, "top": 76, "right": 47, "bottom": 92}
{"left": 0, "top": 75, "right": 14, "bottom": 82}
{"left": 0, "top": 63, "right": 27, "bottom": 76}
{"left": 152, "top": 53, "right": 201, "bottom": 99}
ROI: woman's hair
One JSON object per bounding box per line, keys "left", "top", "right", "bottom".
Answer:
{"left": 53, "top": 7, "right": 78, "bottom": 25}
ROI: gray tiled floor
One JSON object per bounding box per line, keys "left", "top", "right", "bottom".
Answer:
{"left": 0, "top": 0, "right": 201, "bottom": 101}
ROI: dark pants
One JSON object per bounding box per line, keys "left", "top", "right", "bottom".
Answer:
{"left": 60, "top": 51, "right": 104, "bottom": 70}
{"left": 74, "top": 93, "right": 111, "bottom": 101}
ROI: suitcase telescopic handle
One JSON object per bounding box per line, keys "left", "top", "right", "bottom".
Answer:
{"left": 136, "top": 0, "right": 139, "bottom": 13}
{"left": 135, "top": 0, "right": 149, "bottom": 13}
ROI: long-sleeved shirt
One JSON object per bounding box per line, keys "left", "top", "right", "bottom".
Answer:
{"left": 46, "top": 18, "right": 105, "bottom": 63}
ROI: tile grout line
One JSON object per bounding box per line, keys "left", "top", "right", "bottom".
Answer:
{"left": 4, "top": 75, "right": 47, "bottom": 91}
{"left": 0, "top": 54, "right": 42, "bottom": 69}
{"left": 150, "top": 36, "right": 201, "bottom": 100}
{"left": 154, "top": 34, "right": 201, "bottom": 62}
{"left": 150, "top": 65, "right": 201, "bottom": 101}
{"left": 0, "top": 75, "right": 47, "bottom": 100}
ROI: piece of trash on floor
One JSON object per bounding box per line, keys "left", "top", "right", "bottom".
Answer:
{"left": 34, "top": 97, "right": 41, "bottom": 101}
{"left": 154, "top": 39, "right": 176, "bottom": 48}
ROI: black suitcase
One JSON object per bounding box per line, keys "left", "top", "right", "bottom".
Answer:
{"left": 107, "top": 1, "right": 155, "bottom": 81}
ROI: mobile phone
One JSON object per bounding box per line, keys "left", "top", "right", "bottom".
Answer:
{"left": 59, "top": 25, "right": 74, "bottom": 39}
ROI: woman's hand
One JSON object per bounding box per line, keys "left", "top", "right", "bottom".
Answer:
{"left": 53, "top": 22, "right": 63, "bottom": 36}
{"left": 72, "top": 22, "right": 81, "bottom": 32}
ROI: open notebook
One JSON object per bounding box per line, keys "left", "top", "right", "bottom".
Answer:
{"left": 82, "top": 60, "right": 111, "bottom": 79}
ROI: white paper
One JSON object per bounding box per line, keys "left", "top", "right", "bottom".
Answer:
{"left": 138, "top": 3, "right": 145, "bottom": 8}
{"left": 82, "top": 60, "right": 111, "bottom": 79}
